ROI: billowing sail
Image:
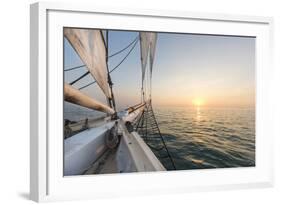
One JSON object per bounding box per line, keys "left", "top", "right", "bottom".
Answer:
{"left": 140, "top": 32, "right": 150, "bottom": 84}
{"left": 64, "top": 28, "right": 111, "bottom": 99}
{"left": 149, "top": 33, "right": 157, "bottom": 76}
{"left": 139, "top": 32, "right": 157, "bottom": 83}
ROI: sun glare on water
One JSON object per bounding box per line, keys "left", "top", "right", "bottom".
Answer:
{"left": 192, "top": 98, "right": 205, "bottom": 107}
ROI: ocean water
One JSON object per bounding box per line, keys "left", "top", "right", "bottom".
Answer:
{"left": 153, "top": 106, "right": 255, "bottom": 170}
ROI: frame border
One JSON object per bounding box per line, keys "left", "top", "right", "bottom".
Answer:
{"left": 30, "top": 2, "right": 274, "bottom": 202}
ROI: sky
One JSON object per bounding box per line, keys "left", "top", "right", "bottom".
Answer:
{"left": 64, "top": 29, "right": 255, "bottom": 111}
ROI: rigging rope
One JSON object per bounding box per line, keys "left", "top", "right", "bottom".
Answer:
{"left": 69, "top": 71, "right": 90, "bottom": 85}
{"left": 64, "top": 35, "right": 139, "bottom": 72}
{"left": 108, "top": 36, "right": 139, "bottom": 58}
{"left": 78, "top": 37, "right": 139, "bottom": 90}
{"left": 64, "top": 64, "right": 86, "bottom": 72}
{"left": 135, "top": 103, "right": 177, "bottom": 170}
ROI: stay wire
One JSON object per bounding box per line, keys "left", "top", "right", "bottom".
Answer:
{"left": 64, "top": 35, "right": 139, "bottom": 72}
{"left": 149, "top": 104, "right": 177, "bottom": 170}
{"left": 69, "top": 71, "right": 90, "bottom": 85}
{"left": 64, "top": 64, "right": 86, "bottom": 72}
{"left": 78, "top": 37, "right": 139, "bottom": 90}
{"left": 108, "top": 36, "right": 139, "bottom": 58}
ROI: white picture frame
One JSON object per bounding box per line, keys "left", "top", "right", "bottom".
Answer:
{"left": 30, "top": 2, "right": 274, "bottom": 202}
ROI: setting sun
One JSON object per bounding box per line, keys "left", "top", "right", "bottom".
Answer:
{"left": 192, "top": 98, "right": 205, "bottom": 107}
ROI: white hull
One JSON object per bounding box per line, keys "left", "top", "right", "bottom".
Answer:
{"left": 64, "top": 121, "right": 115, "bottom": 175}
{"left": 116, "top": 120, "right": 165, "bottom": 172}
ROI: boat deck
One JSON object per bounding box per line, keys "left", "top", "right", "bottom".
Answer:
{"left": 84, "top": 148, "right": 119, "bottom": 175}
{"left": 84, "top": 120, "right": 166, "bottom": 175}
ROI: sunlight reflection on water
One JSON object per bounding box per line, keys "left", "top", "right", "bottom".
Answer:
{"left": 154, "top": 106, "right": 255, "bottom": 170}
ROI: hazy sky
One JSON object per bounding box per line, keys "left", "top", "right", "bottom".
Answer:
{"left": 64, "top": 30, "right": 255, "bottom": 110}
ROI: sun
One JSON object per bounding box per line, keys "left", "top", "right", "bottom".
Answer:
{"left": 192, "top": 98, "right": 205, "bottom": 107}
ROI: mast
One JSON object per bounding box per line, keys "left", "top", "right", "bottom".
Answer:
{"left": 105, "top": 30, "right": 117, "bottom": 113}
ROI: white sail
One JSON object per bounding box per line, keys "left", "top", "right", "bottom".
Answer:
{"left": 140, "top": 32, "right": 157, "bottom": 82}
{"left": 149, "top": 33, "right": 157, "bottom": 76}
{"left": 64, "top": 28, "right": 111, "bottom": 99}
{"left": 140, "top": 32, "right": 150, "bottom": 84}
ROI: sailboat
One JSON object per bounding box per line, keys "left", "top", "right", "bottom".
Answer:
{"left": 63, "top": 28, "right": 175, "bottom": 176}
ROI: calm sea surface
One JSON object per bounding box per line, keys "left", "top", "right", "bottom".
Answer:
{"left": 154, "top": 106, "right": 255, "bottom": 170}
